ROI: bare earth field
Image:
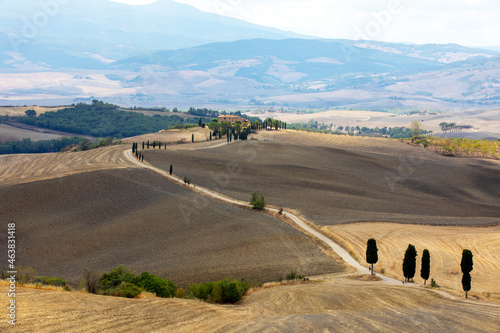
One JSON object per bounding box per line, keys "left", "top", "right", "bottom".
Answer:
{"left": 0, "top": 168, "right": 342, "bottom": 286}
{"left": 324, "top": 223, "right": 500, "bottom": 300}
{"left": 143, "top": 132, "right": 500, "bottom": 225}
{"left": 1, "top": 129, "right": 500, "bottom": 331}
{"left": 1, "top": 276, "right": 499, "bottom": 332}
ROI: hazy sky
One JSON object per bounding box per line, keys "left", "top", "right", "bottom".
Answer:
{"left": 112, "top": 0, "right": 500, "bottom": 47}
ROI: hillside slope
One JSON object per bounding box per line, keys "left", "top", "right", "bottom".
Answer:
{"left": 143, "top": 133, "right": 500, "bottom": 225}
{"left": 0, "top": 168, "right": 343, "bottom": 286}
{"left": 2, "top": 276, "right": 499, "bottom": 332}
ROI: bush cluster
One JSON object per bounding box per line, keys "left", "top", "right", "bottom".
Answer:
{"left": 186, "top": 278, "right": 249, "bottom": 304}
{"left": 96, "top": 265, "right": 177, "bottom": 299}
{"left": 250, "top": 192, "right": 266, "bottom": 210}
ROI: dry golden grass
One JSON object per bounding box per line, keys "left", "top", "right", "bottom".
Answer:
{"left": 256, "top": 129, "right": 443, "bottom": 160}
{"left": 121, "top": 127, "right": 215, "bottom": 145}
{"left": 0, "top": 106, "right": 67, "bottom": 117}
{"left": 324, "top": 223, "right": 500, "bottom": 301}
{"left": 0, "top": 145, "right": 135, "bottom": 186}
{"left": 2, "top": 275, "right": 500, "bottom": 332}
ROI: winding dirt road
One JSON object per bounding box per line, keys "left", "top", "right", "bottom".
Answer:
{"left": 124, "top": 148, "right": 401, "bottom": 285}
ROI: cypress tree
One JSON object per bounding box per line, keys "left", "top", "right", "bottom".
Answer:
{"left": 169, "top": 164, "right": 173, "bottom": 175}
{"left": 153, "top": 141, "right": 156, "bottom": 149}
{"left": 420, "top": 249, "right": 430, "bottom": 285}
{"left": 366, "top": 238, "right": 378, "bottom": 275}
{"left": 461, "top": 249, "right": 473, "bottom": 298}
{"left": 210, "top": 132, "right": 212, "bottom": 141}
{"left": 158, "top": 141, "right": 162, "bottom": 149}
{"left": 402, "top": 244, "right": 417, "bottom": 282}
{"left": 142, "top": 142, "right": 145, "bottom": 149}
{"left": 192, "top": 134, "right": 194, "bottom": 143}
{"left": 141, "top": 155, "right": 144, "bottom": 162}
{"left": 147, "top": 141, "right": 150, "bottom": 149}
{"left": 198, "top": 118, "right": 202, "bottom": 127}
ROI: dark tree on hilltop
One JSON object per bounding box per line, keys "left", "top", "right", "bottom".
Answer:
{"left": 366, "top": 238, "right": 378, "bottom": 275}
{"left": 420, "top": 249, "right": 430, "bottom": 285}
{"left": 402, "top": 244, "right": 417, "bottom": 282}
{"left": 169, "top": 164, "right": 173, "bottom": 175}
{"left": 192, "top": 134, "right": 194, "bottom": 143}
{"left": 25, "top": 109, "right": 36, "bottom": 117}
{"left": 461, "top": 249, "right": 473, "bottom": 298}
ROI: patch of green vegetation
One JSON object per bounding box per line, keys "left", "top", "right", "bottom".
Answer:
{"left": 15, "top": 100, "right": 202, "bottom": 138}
{"left": 186, "top": 278, "right": 250, "bottom": 304}
{"left": 0, "top": 137, "right": 85, "bottom": 155}
{"left": 95, "top": 265, "right": 177, "bottom": 299}
{"left": 250, "top": 192, "right": 266, "bottom": 210}
{"left": 34, "top": 276, "right": 69, "bottom": 287}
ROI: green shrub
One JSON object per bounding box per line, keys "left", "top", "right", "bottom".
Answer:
{"left": 112, "top": 282, "right": 142, "bottom": 298}
{"left": 250, "top": 192, "right": 266, "bottom": 210}
{"left": 430, "top": 278, "right": 440, "bottom": 288}
{"left": 286, "top": 269, "right": 305, "bottom": 281}
{"left": 98, "top": 265, "right": 135, "bottom": 291}
{"left": 132, "top": 272, "right": 177, "bottom": 298}
{"left": 187, "top": 278, "right": 249, "bottom": 304}
{"left": 34, "top": 276, "right": 68, "bottom": 287}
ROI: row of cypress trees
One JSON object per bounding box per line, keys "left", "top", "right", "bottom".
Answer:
{"left": 366, "top": 239, "right": 474, "bottom": 298}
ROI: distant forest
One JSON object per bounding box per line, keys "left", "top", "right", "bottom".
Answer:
{"left": 187, "top": 107, "right": 260, "bottom": 123}
{"left": 288, "top": 121, "right": 430, "bottom": 139}
{"left": 0, "top": 137, "right": 84, "bottom": 155}
{"left": 15, "top": 101, "right": 206, "bottom": 138}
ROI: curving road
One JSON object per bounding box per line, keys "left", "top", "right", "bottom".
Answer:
{"left": 125, "top": 149, "right": 401, "bottom": 285}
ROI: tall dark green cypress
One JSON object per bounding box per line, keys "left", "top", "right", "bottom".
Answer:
{"left": 402, "top": 244, "right": 417, "bottom": 282}
{"left": 366, "top": 238, "right": 378, "bottom": 275}
{"left": 210, "top": 132, "right": 212, "bottom": 141}
{"left": 461, "top": 249, "right": 473, "bottom": 298}
{"left": 142, "top": 142, "right": 145, "bottom": 149}
{"left": 169, "top": 164, "right": 173, "bottom": 175}
{"left": 420, "top": 249, "right": 430, "bottom": 285}
{"left": 147, "top": 141, "right": 150, "bottom": 149}
{"left": 192, "top": 134, "right": 194, "bottom": 143}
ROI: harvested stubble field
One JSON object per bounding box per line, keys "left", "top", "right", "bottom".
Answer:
{"left": 1, "top": 275, "right": 499, "bottom": 332}
{"left": 0, "top": 145, "right": 135, "bottom": 186}
{"left": 121, "top": 127, "right": 214, "bottom": 145}
{"left": 324, "top": 223, "right": 500, "bottom": 300}
{"left": 143, "top": 132, "right": 500, "bottom": 226}
{"left": 0, "top": 106, "right": 67, "bottom": 117}
{"left": 0, "top": 168, "right": 343, "bottom": 286}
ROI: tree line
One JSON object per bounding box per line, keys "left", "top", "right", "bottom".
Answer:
{"left": 14, "top": 100, "right": 204, "bottom": 138}
{"left": 366, "top": 239, "right": 474, "bottom": 297}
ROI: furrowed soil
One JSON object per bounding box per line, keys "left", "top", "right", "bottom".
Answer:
{"left": 143, "top": 132, "right": 500, "bottom": 226}
{"left": 0, "top": 168, "right": 343, "bottom": 286}
{"left": 1, "top": 275, "right": 499, "bottom": 332}
{"left": 0, "top": 145, "right": 135, "bottom": 186}
{"left": 325, "top": 223, "right": 500, "bottom": 300}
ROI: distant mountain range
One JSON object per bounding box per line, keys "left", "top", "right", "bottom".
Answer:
{"left": 0, "top": 0, "right": 498, "bottom": 109}
{"left": 0, "top": 0, "right": 305, "bottom": 68}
